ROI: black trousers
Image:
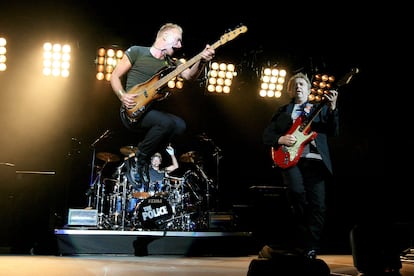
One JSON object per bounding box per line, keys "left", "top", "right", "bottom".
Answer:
{"left": 121, "top": 108, "right": 186, "bottom": 157}
{"left": 280, "top": 158, "right": 328, "bottom": 251}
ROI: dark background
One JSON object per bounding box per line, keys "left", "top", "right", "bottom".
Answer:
{"left": 0, "top": 1, "right": 401, "bottom": 254}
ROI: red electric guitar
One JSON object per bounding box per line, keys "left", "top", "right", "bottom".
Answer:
{"left": 271, "top": 68, "right": 359, "bottom": 169}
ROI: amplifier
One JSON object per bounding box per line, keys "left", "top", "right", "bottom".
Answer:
{"left": 208, "top": 212, "right": 235, "bottom": 231}
{"left": 67, "top": 209, "right": 98, "bottom": 227}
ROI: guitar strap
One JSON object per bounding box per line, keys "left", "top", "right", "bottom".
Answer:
{"left": 164, "top": 54, "right": 177, "bottom": 67}
{"left": 292, "top": 102, "right": 313, "bottom": 120}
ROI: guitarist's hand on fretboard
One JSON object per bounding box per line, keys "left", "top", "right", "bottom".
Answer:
{"left": 122, "top": 25, "right": 247, "bottom": 123}
{"left": 324, "top": 90, "right": 339, "bottom": 111}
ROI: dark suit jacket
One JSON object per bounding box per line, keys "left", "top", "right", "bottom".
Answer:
{"left": 263, "top": 101, "right": 339, "bottom": 174}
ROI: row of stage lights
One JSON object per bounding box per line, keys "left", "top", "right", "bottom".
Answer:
{"left": 95, "top": 47, "right": 239, "bottom": 94}
{"left": 0, "top": 37, "right": 6, "bottom": 71}
{"left": 95, "top": 46, "right": 288, "bottom": 98}
{"left": 2, "top": 37, "right": 72, "bottom": 76}
{"left": 0, "top": 37, "right": 72, "bottom": 77}
{"left": 0, "top": 38, "right": 292, "bottom": 98}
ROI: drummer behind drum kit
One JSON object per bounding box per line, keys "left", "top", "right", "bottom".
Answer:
{"left": 87, "top": 146, "right": 213, "bottom": 231}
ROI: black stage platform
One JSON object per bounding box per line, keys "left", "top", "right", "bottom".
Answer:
{"left": 53, "top": 186, "right": 292, "bottom": 257}
{"left": 54, "top": 229, "right": 258, "bottom": 256}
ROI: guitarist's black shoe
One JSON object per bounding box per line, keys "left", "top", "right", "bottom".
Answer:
{"left": 136, "top": 159, "right": 149, "bottom": 187}
{"left": 125, "top": 152, "right": 149, "bottom": 189}
{"left": 135, "top": 152, "right": 149, "bottom": 187}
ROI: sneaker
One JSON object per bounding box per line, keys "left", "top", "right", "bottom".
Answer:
{"left": 258, "top": 245, "right": 275, "bottom": 259}
{"left": 258, "top": 245, "right": 296, "bottom": 259}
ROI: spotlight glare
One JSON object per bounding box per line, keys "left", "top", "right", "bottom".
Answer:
{"left": 259, "top": 64, "right": 286, "bottom": 98}
{"left": 206, "top": 61, "right": 237, "bottom": 94}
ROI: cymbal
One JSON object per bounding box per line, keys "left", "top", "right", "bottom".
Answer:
{"left": 179, "top": 151, "right": 198, "bottom": 163}
{"left": 120, "top": 145, "right": 138, "bottom": 156}
{"left": 96, "top": 152, "right": 120, "bottom": 163}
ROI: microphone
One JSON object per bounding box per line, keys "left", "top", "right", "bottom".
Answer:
{"left": 91, "top": 129, "right": 112, "bottom": 147}
{"left": 102, "top": 129, "right": 111, "bottom": 138}
{"left": 197, "top": 133, "right": 211, "bottom": 142}
{"left": 0, "top": 162, "right": 15, "bottom": 167}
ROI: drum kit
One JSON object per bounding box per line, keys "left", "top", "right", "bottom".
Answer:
{"left": 86, "top": 146, "right": 213, "bottom": 231}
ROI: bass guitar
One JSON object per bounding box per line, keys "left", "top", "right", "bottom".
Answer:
{"left": 271, "top": 68, "right": 359, "bottom": 169}
{"left": 123, "top": 25, "right": 248, "bottom": 122}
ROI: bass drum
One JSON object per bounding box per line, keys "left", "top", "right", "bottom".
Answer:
{"left": 135, "top": 196, "right": 173, "bottom": 230}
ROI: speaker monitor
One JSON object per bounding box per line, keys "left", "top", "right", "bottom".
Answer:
{"left": 248, "top": 186, "right": 294, "bottom": 245}
{"left": 247, "top": 255, "right": 330, "bottom": 276}
{"left": 350, "top": 223, "right": 402, "bottom": 274}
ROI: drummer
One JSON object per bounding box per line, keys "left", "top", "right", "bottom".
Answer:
{"left": 148, "top": 145, "right": 179, "bottom": 196}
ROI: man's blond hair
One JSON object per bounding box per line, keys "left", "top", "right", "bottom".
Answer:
{"left": 156, "top": 23, "right": 183, "bottom": 39}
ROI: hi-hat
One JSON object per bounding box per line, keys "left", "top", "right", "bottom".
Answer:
{"left": 120, "top": 145, "right": 138, "bottom": 156}
{"left": 179, "top": 151, "right": 198, "bottom": 163}
{"left": 96, "top": 152, "right": 120, "bottom": 163}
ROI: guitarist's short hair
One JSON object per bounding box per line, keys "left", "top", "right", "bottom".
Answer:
{"left": 286, "top": 72, "right": 311, "bottom": 96}
{"left": 156, "top": 23, "right": 183, "bottom": 40}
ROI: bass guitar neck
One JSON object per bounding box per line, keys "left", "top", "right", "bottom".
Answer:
{"left": 124, "top": 25, "right": 248, "bottom": 122}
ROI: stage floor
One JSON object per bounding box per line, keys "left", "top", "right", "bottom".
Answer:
{"left": 0, "top": 254, "right": 414, "bottom": 275}
{"left": 2, "top": 229, "right": 400, "bottom": 275}
{"left": 54, "top": 229, "right": 258, "bottom": 256}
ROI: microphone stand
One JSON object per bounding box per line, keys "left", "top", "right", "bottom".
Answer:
{"left": 194, "top": 163, "right": 213, "bottom": 210}
{"left": 88, "top": 129, "right": 111, "bottom": 208}
{"left": 211, "top": 143, "right": 222, "bottom": 210}
{"left": 212, "top": 144, "right": 222, "bottom": 193}
{"left": 197, "top": 133, "right": 222, "bottom": 210}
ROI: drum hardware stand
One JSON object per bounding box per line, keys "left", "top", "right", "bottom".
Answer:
{"left": 117, "top": 163, "right": 127, "bottom": 230}
{"left": 182, "top": 173, "right": 202, "bottom": 203}
{"left": 197, "top": 133, "right": 222, "bottom": 210}
{"left": 107, "top": 164, "right": 128, "bottom": 230}
{"left": 162, "top": 176, "right": 197, "bottom": 231}
{"left": 163, "top": 176, "right": 183, "bottom": 230}
{"left": 96, "top": 171, "right": 106, "bottom": 229}
{"left": 195, "top": 163, "right": 214, "bottom": 210}
{"left": 115, "top": 163, "right": 127, "bottom": 230}
{"left": 177, "top": 178, "right": 187, "bottom": 230}
{"left": 86, "top": 173, "right": 97, "bottom": 208}
{"left": 105, "top": 178, "right": 120, "bottom": 229}
{"left": 212, "top": 143, "right": 222, "bottom": 208}
{"left": 120, "top": 177, "right": 128, "bottom": 230}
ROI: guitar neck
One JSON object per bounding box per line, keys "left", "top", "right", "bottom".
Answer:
{"left": 153, "top": 25, "right": 248, "bottom": 90}
{"left": 154, "top": 39, "right": 225, "bottom": 89}
{"left": 300, "top": 103, "right": 324, "bottom": 133}
{"left": 154, "top": 53, "right": 203, "bottom": 89}
{"left": 301, "top": 67, "right": 359, "bottom": 132}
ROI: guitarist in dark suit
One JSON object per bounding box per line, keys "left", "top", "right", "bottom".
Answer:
{"left": 262, "top": 72, "right": 339, "bottom": 259}
{"left": 110, "top": 23, "right": 215, "bottom": 188}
